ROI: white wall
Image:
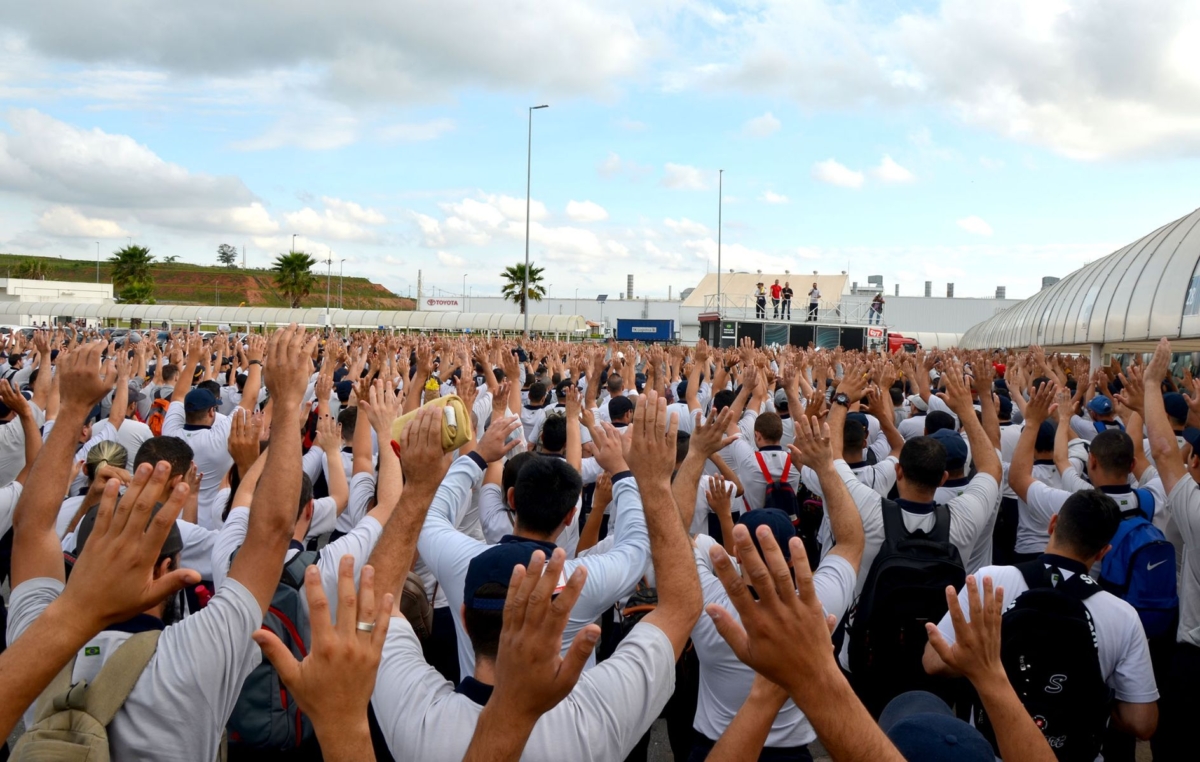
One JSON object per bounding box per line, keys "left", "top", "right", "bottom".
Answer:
{"left": 0, "top": 278, "right": 114, "bottom": 325}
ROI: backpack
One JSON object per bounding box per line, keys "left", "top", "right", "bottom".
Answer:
{"left": 975, "top": 560, "right": 1108, "bottom": 762}
{"left": 1094, "top": 420, "right": 1125, "bottom": 434}
{"left": 617, "top": 578, "right": 658, "bottom": 641}
{"left": 754, "top": 451, "right": 797, "bottom": 521}
{"left": 227, "top": 550, "right": 318, "bottom": 750}
{"left": 13, "top": 631, "right": 161, "bottom": 762}
{"left": 847, "top": 500, "right": 965, "bottom": 713}
{"left": 1098, "top": 489, "right": 1179, "bottom": 639}
{"left": 146, "top": 398, "right": 170, "bottom": 436}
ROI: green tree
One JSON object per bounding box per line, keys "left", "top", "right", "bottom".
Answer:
{"left": 500, "top": 262, "right": 546, "bottom": 314}
{"left": 162, "top": 255, "right": 180, "bottom": 263}
{"left": 217, "top": 243, "right": 239, "bottom": 268}
{"left": 117, "top": 282, "right": 156, "bottom": 304}
{"left": 272, "top": 250, "right": 317, "bottom": 308}
{"left": 14, "top": 258, "right": 47, "bottom": 279}
{"left": 108, "top": 245, "right": 155, "bottom": 290}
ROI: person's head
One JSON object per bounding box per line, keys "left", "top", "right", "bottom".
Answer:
{"left": 753, "top": 412, "right": 783, "bottom": 448}
{"left": 161, "top": 363, "right": 179, "bottom": 384}
{"left": 462, "top": 541, "right": 544, "bottom": 662}
{"left": 734, "top": 509, "right": 797, "bottom": 569}
{"left": 1046, "top": 490, "right": 1121, "bottom": 565}
{"left": 897, "top": 436, "right": 948, "bottom": 497}
{"left": 508, "top": 457, "right": 583, "bottom": 540}
{"left": 1086, "top": 395, "right": 1115, "bottom": 421}
{"left": 528, "top": 381, "right": 547, "bottom": 404}
{"left": 880, "top": 691, "right": 994, "bottom": 762}
{"left": 132, "top": 436, "right": 194, "bottom": 499}
{"left": 288, "top": 473, "right": 316, "bottom": 539}
{"left": 773, "top": 279, "right": 779, "bottom": 285}
{"left": 1034, "top": 421, "right": 1057, "bottom": 455}
{"left": 183, "top": 388, "right": 219, "bottom": 426}
{"left": 712, "top": 388, "right": 736, "bottom": 413}
{"left": 929, "top": 429, "right": 968, "bottom": 477}
{"left": 197, "top": 379, "right": 221, "bottom": 398}
{"left": 337, "top": 406, "right": 357, "bottom": 443}
{"left": 675, "top": 431, "right": 691, "bottom": 467}
{"left": 85, "top": 440, "right": 129, "bottom": 482}
{"left": 812, "top": 282, "right": 817, "bottom": 289}
{"left": 997, "top": 395, "right": 1013, "bottom": 421}
{"left": 1087, "top": 429, "right": 1135, "bottom": 482}
{"left": 1030, "top": 375, "right": 1052, "bottom": 395}
{"left": 606, "top": 374, "right": 624, "bottom": 396}
{"left": 123, "top": 383, "right": 146, "bottom": 418}
{"left": 608, "top": 395, "right": 635, "bottom": 426}
{"left": 1182, "top": 428, "right": 1200, "bottom": 481}
{"left": 74, "top": 503, "right": 184, "bottom": 624}
{"left": 923, "top": 410, "right": 956, "bottom": 435}
{"left": 1164, "top": 392, "right": 1189, "bottom": 429}
{"left": 843, "top": 415, "right": 867, "bottom": 457}
{"left": 335, "top": 380, "right": 354, "bottom": 404}
{"left": 501, "top": 451, "right": 538, "bottom": 497}
{"left": 540, "top": 413, "right": 568, "bottom": 453}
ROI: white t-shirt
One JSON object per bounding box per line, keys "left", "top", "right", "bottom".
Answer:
{"left": 936, "top": 562, "right": 1159, "bottom": 705}
{"left": 162, "top": 402, "right": 233, "bottom": 528}
{"left": 689, "top": 475, "right": 740, "bottom": 536}
{"left": 1166, "top": 477, "right": 1200, "bottom": 647}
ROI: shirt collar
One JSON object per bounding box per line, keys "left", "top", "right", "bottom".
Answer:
{"left": 499, "top": 535, "right": 557, "bottom": 553}
{"left": 455, "top": 676, "right": 494, "bottom": 707}
{"left": 944, "top": 475, "right": 971, "bottom": 488}
{"left": 1098, "top": 484, "right": 1132, "bottom": 496}
{"left": 758, "top": 445, "right": 783, "bottom": 452}
{"left": 182, "top": 423, "right": 210, "bottom": 431}
{"left": 895, "top": 497, "right": 935, "bottom": 515}
{"left": 1039, "top": 552, "right": 1089, "bottom": 578}
{"left": 107, "top": 613, "right": 165, "bottom": 634}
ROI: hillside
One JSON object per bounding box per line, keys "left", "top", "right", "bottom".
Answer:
{"left": 0, "top": 253, "right": 414, "bottom": 310}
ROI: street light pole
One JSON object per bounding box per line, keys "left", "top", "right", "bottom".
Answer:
{"left": 325, "top": 251, "right": 332, "bottom": 320}
{"left": 462, "top": 274, "right": 467, "bottom": 312}
{"left": 524, "top": 103, "right": 549, "bottom": 338}
{"left": 339, "top": 259, "right": 346, "bottom": 309}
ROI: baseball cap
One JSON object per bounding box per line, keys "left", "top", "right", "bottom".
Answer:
{"left": 879, "top": 691, "right": 993, "bottom": 762}
{"left": 1164, "top": 392, "right": 1188, "bottom": 423}
{"left": 0, "top": 388, "right": 33, "bottom": 419}
{"left": 74, "top": 502, "right": 184, "bottom": 560}
{"left": 997, "top": 396, "right": 1013, "bottom": 419}
{"left": 1035, "top": 421, "right": 1057, "bottom": 452}
{"left": 335, "top": 380, "right": 354, "bottom": 403}
{"left": 127, "top": 383, "right": 146, "bottom": 403}
{"left": 1087, "top": 396, "right": 1113, "bottom": 415}
{"left": 907, "top": 394, "right": 928, "bottom": 412}
{"left": 846, "top": 412, "right": 870, "bottom": 429}
{"left": 464, "top": 540, "right": 550, "bottom": 611}
{"left": 1183, "top": 427, "right": 1200, "bottom": 453}
{"left": 183, "top": 388, "right": 219, "bottom": 413}
{"left": 608, "top": 395, "right": 634, "bottom": 421}
{"left": 773, "top": 388, "right": 788, "bottom": 411}
{"left": 737, "top": 508, "right": 797, "bottom": 561}
{"left": 930, "top": 429, "right": 968, "bottom": 471}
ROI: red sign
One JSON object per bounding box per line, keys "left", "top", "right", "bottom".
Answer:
{"left": 867, "top": 326, "right": 884, "bottom": 339}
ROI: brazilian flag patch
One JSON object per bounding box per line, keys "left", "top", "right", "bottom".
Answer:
{"left": 84, "top": 646, "right": 100, "bottom": 657}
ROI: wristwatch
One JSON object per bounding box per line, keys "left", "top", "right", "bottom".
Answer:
{"left": 248, "top": 359, "right": 263, "bottom": 367}
{"left": 833, "top": 392, "right": 851, "bottom": 408}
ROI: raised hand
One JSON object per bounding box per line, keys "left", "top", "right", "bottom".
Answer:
{"left": 264, "top": 325, "right": 318, "bottom": 408}
{"left": 688, "top": 406, "right": 735, "bottom": 459}
{"left": 924, "top": 576, "right": 1005, "bottom": 686}
{"left": 1144, "top": 337, "right": 1172, "bottom": 385}
{"left": 787, "top": 415, "right": 833, "bottom": 472}
{"left": 1023, "top": 379, "right": 1058, "bottom": 427}
{"left": 591, "top": 421, "right": 630, "bottom": 475}
{"left": 56, "top": 341, "right": 116, "bottom": 412}
{"left": 476, "top": 416, "right": 522, "bottom": 464}
{"left": 628, "top": 390, "right": 678, "bottom": 487}
{"left": 398, "top": 404, "right": 453, "bottom": 489}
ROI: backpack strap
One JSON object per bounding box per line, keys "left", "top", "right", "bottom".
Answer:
{"left": 281, "top": 550, "right": 321, "bottom": 590}
{"left": 929, "top": 504, "right": 952, "bottom": 544}
{"left": 754, "top": 451, "right": 775, "bottom": 484}
{"left": 84, "top": 631, "right": 161, "bottom": 726}
{"left": 1017, "top": 558, "right": 1101, "bottom": 602}
{"left": 1132, "top": 488, "right": 1155, "bottom": 522}
{"left": 32, "top": 655, "right": 79, "bottom": 723}
{"left": 779, "top": 454, "right": 792, "bottom": 481}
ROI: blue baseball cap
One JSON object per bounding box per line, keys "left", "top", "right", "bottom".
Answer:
{"left": 880, "top": 691, "right": 994, "bottom": 762}
{"left": 1087, "top": 396, "right": 1113, "bottom": 415}
{"left": 183, "top": 388, "right": 219, "bottom": 413}
{"left": 464, "top": 540, "right": 552, "bottom": 611}
{"left": 929, "top": 429, "right": 968, "bottom": 471}
{"left": 334, "top": 380, "right": 354, "bottom": 403}
{"left": 1164, "top": 393, "right": 1188, "bottom": 424}
{"left": 737, "top": 508, "right": 797, "bottom": 561}
{"left": 997, "top": 395, "right": 1013, "bottom": 419}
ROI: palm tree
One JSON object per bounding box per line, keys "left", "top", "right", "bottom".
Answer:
{"left": 109, "top": 245, "right": 155, "bottom": 290}
{"left": 117, "top": 282, "right": 155, "bottom": 304}
{"left": 272, "top": 251, "right": 317, "bottom": 308}
{"left": 14, "top": 258, "right": 47, "bottom": 279}
{"left": 500, "top": 262, "right": 546, "bottom": 314}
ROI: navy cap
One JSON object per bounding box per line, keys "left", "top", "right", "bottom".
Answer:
{"left": 332, "top": 367, "right": 349, "bottom": 383}
{"left": 1183, "top": 427, "right": 1200, "bottom": 453}
{"left": 880, "top": 691, "right": 993, "bottom": 762}
{"left": 335, "top": 380, "right": 354, "bottom": 403}
{"left": 992, "top": 378, "right": 1009, "bottom": 394}
{"left": 464, "top": 541, "right": 549, "bottom": 611}
{"left": 737, "top": 508, "right": 797, "bottom": 561}
{"left": 1087, "top": 396, "right": 1113, "bottom": 415}
{"left": 930, "top": 429, "right": 968, "bottom": 471}
{"left": 1034, "top": 421, "right": 1057, "bottom": 452}
{"left": 997, "top": 396, "right": 1013, "bottom": 418}
{"left": 846, "top": 412, "right": 870, "bottom": 429}
{"left": 1164, "top": 392, "right": 1188, "bottom": 423}
{"left": 183, "top": 388, "right": 219, "bottom": 413}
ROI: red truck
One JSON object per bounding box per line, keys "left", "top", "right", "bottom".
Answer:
{"left": 868, "top": 326, "right": 921, "bottom": 353}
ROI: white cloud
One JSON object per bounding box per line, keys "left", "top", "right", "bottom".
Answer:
{"left": 322, "top": 197, "right": 386, "bottom": 225}
{"left": 37, "top": 206, "right": 129, "bottom": 238}
{"left": 872, "top": 155, "right": 915, "bottom": 184}
{"left": 232, "top": 115, "right": 358, "bottom": 151}
{"left": 760, "top": 190, "right": 789, "bottom": 204}
{"left": 376, "top": 118, "right": 455, "bottom": 142}
{"left": 741, "top": 111, "right": 781, "bottom": 138}
{"left": 565, "top": 200, "right": 609, "bottom": 223}
{"left": 436, "top": 251, "right": 466, "bottom": 267}
{"left": 661, "top": 163, "right": 710, "bottom": 190}
{"left": 811, "top": 158, "right": 864, "bottom": 189}
{"left": 282, "top": 197, "right": 386, "bottom": 242}
{"left": 664, "top": 217, "right": 709, "bottom": 237}
{"left": 957, "top": 215, "right": 994, "bottom": 236}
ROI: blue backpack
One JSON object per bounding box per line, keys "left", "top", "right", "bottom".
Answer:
{"left": 1098, "top": 489, "right": 1178, "bottom": 639}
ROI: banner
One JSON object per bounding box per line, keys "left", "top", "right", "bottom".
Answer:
{"left": 420, "top": 297, "right": 462, "bottom": 311}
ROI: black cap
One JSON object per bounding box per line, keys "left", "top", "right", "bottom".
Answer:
{"left": 464, "top": 541, "right": 551, "bottom": 611}
{"left": 737, "top": 508, "right": 797, "bottom": 560}
{"left": 74, "top": 502, "right": 184, "bottom": 560}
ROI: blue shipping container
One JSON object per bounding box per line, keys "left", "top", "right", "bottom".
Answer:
{"left": 615, "top": 319, "right": 674, "bottom": 342}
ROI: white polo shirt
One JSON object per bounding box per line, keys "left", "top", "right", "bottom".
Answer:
{"left": 690, "top": 534, "right": 855, "bottom": 746}
{"left": 373, "top": 618, "right": 675, "bottom": 761}
{"left": 162, "top": 402, "right": 233, "bottom": 528}
{"left": 1165, "top": 477, "right": 1200, "bottom": 647}
{"left": 936, "top": 562, "right": 1159, "bottom": 705}
{"left": 7, "top": 576, "right": 261, "bottom": 762}
{"left": 0, "top": 403, "right": 45, "bottom": 487}
{"left": 688, "top": 475, "right": 740, "bottom": 536}
{"left": 725, "top": 440, "right": 800, "bottom": 512}
{"left": 1019, "top": 476, "right": 1165, "bottom": 556}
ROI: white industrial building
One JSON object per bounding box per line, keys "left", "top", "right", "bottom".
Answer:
{"left": 0, "top": 278, "right": 114, "bottom": 325}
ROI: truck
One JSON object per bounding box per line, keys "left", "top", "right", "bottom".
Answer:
{"left": 866, "top": 326, "right": 920, "bottom": 353}
{"left": 615, "top": 318, "right": 675, "bottom": 342}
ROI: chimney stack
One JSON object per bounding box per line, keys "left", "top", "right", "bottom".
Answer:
{"left": 996, "top": 286, "right": 1006, "bottom": 299}
{"left": 894, "top": 284, "right": 899, "bottom": 296}
{"left": 947, "top": 283, "right": 955, "bottom": 298}
{"left": 924, "top": 281, "right": 932, "bottom": 298}
{"left": 626, "top": 274, "right": 634, "bottom": 300}
{"left": 1042, "top": 276, "right": 1060, "bottom": 290}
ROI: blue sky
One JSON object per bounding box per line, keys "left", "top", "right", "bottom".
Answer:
{"left": 2, "top": 0, "right": 1200, "bottom": 302}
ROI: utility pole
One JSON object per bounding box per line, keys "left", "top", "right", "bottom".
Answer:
{"left": 717, "top": 169, "right": 723, "bottom": 318}
{"left": 523, "top": 103, "right": 549, "bottom": 337}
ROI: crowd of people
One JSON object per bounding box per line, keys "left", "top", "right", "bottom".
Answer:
{"left": 0, "top": 325, "right": 1195, "bottom": 761}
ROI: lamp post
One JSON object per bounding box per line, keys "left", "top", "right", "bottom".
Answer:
{"left": 462, "top": 273, "right": 467, "bottom": 313}
{"left": 339, "top": 259, "right": 346, "bottom": 309}
{"left": 548, "top": 284, "right": 553, "bottom": 313}
{"left": 523, "top": 103, "right": 549, "bottom": 338}
{"left": 717, "top": 169, "right": 723, "bottom": 318}
{"left": 325, "top": 251, "right": 332, "bottom": 323}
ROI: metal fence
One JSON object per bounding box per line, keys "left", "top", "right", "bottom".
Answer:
{"left": 702, "top": 293, "right": 874, "bottom": 324}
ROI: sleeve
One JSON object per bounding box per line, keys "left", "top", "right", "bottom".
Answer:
{"left": 308, "top": 497, "right": 338, "bottom": 537}
{"left": 800, "top": 465, "right": 824, "bottom": 497}
{"left": 175, "top": 519, "right": 217, "bottom": 580}
{"left": 317, "top": 516, "right": 384, "bottom": 622}
{"left": 210, "top": 506, "right": 250, "bottom": 592}
{"left": 5, "top": 577, "right": 63, "bottom": 646}
{"left": 811, "top": 553, "right": 857, "bottom": 624}
{"left": 1167, "top": 478, "right": 1200, "bottom": 541}
{"left": 0, "top": 482, "right": 23, "bottom": 538}
{"left": 415, "top": 455, "right": 489, "bottom": 613}
{"left": 372, "top": 618, "right": 459, "bottom": 755}
{"left": 573, "top": 474, "right": 651, "bottom": 621}
{"left": 947, "top": 473, "right": 999, "bottom": 555}
{"left": 737, "top": 411, "right": 758, "bottom": 443}
{"left": 344, "top": 472, "right": 377, "bottom": 528}
{"left": 479, "top": 482, "right": 515, "bottom": 544}
{"left": 1060, "top": 466, "right": 1092, "bottom": 493}
{"left": 1024, "top": 480, "right": 1071, "bottom": 528}
{"left": 301, "top": 446, "right": 325, "bottom": 484}
{"left": 162, "top": 400, "right": 187, "bottom": 437}
{"left": 578, "top": 457, "right": 604, "bottom": 486}
{"left": 1108, "top": 610, "right": 1160, "bottom": 703}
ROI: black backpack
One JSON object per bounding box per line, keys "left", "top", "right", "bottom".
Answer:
{"left": 847, "top": 499, "right": 965, "bottom": 713}
{"left": 754, "top": 451, "right": 797, "bottom": 521}
{"left": 975, "top": 560, "right": 1108, "bottom": 762}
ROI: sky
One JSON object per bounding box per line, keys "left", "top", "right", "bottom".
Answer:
{"left": 2, "top": 0, "right": 1200, "bottom": 303}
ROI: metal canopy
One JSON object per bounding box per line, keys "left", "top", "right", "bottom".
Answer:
{"left": 0, "top": 302, "right": 586, "bottom": 332}
{"left": 961, "top": 207, "right": 1200, "bottom": 350}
